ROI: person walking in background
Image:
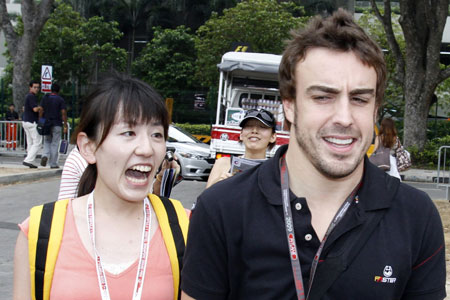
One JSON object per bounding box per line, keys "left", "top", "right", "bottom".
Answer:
{"left": 22, "top": 80, "right": 41, "bottom": 168}
{"left": 5, "top": 103, "right": 19, "bottom": 150}
{"left": 206, "top": 108, "right": 277, "bottom": 188}
{"left": 14, "top": 73, "right": 189, "bottom": 300}
{"left": 181, "top": 9, "right": 445, "bottom": 300}
{"left": 372, "top": 118, "right": 403, "bottom": 179}
{"left": 40, "top": 83, "right": 68, "bottom": 169}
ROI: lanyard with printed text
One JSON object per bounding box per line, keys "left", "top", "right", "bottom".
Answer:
{"left": 279, "top": 154, "right": 360, "bottom": 300}
{"left": 87, "top": 192, "right": 152, "bottom": 300}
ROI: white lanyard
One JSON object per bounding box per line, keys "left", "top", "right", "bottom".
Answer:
{"left": 87, "top": 192, "right": 152, "bottom": 300}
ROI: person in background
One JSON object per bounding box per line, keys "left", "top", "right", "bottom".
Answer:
{"left": 206, "top": 108, "right": 276, "bottom": 188}
{"left": 57, "top": 147, "right": 88, "bottom": 200}
{"left": 6, "top": 103, "right": 19, "bottom": 120}
{"left": 14, "top": 73, "right": 189, "bottom": 300}
{"left": 5, "top": 104, "right": 19, "bottom": 150}
{"left": 22, "top": 81, "right": 42, "bottom": 168}
{"left": 373, "top": 117, "right": 402, "bottom": 180}
{"left": 40, "top": 83, "right": 68, "bottom": 169}
{"left": 181, "top": 9, "right": 445, "bottom": 300}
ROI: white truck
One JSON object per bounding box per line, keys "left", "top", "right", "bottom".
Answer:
{"left": 210, "top": 51, "right": 290, "bottom": 159}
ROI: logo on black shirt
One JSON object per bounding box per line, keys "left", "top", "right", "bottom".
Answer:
{"left": 374, "top": 265, "right": 397, "bottom": 283}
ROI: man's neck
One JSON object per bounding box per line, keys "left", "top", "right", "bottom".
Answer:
{"left": 285, "top": 144, "right": 364, "bottom": 207}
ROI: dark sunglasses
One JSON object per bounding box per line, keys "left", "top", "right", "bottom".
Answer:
{"left": 245, "top": 109, "right": 275, "bottom": 124}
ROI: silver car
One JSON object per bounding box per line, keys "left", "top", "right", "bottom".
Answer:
{"left": 167, "top": 125, "right": 214, "bottom": 181}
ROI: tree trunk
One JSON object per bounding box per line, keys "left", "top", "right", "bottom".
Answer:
{"left": 371, "top": 0, "right": 449, "bottom": 150}
{"left": 0, "top": 0, "right": 54, "bottom": 108}
{"left": 12, "top": 39, "right": 35, "bottom": 110}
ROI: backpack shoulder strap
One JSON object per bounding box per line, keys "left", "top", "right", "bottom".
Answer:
{"left": 28, "top": 199, "right": 69, "bottom": 300}
{"left": 149, "top": 194, "right": 189, "bottom": 300}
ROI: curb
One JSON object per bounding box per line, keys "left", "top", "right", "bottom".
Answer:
{"left": 0, "top": 169, "right": 62, "bottom": 185}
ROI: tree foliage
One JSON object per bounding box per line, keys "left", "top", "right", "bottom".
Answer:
{"left": 133, "top": 26, "right": 196, "bottom": 96}
{"left": 195, "top": 0, "right": 307, "bottom": 87}
{"left": 26, "top": 3, "right": 126, "bottom": 88}
{"left": 369, "top": 0, "right": 450, "bottom": 150}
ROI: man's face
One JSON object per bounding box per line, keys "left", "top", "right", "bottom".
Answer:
{"left": 9, "top": 105, "right": 14, "bottom": 112}
{"left": 283, "top": 48, "right": 377, "bottom": 179}
{"left": 29, "top": 83, "right": 40, "bottom": 95}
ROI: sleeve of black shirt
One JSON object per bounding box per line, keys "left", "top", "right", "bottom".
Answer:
{"left": 401, "top": 199, "right": 446, "bottom": 299}
{"left": 181, "top": 194, "right": 229, "bottom": 300}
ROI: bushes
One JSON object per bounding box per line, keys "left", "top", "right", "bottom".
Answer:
{"left": 175, "top": 123, "right": 211, "bottom": 136}
{"left": 409, "top": 135, "right": 450, "bottom": 168}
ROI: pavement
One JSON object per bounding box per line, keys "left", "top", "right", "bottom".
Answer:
{"left": 0, "top": 146, "right": 70, "bottom": 185}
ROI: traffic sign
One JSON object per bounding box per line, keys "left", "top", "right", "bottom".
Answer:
{"left": 41, "top": 65, "right": 53, "bottom": 93}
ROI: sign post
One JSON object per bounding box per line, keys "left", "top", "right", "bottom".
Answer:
{"left": 41, "top": 65, "right": 53, "bottom": 93}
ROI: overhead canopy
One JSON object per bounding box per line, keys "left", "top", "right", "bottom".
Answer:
{"left": 217, "top": 52, "right": 281, "bottom": 74}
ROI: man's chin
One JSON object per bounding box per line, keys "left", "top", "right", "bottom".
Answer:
{"left": 315, "top": 158, "right": 363, "bottom": 179}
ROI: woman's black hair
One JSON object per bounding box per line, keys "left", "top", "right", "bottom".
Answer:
{"left": 76, "top": 72, "right": 169, "bottom": 197}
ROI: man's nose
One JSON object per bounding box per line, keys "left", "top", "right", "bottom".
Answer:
{"left": 332, "top": 97, "right": 353, "bottom": 127}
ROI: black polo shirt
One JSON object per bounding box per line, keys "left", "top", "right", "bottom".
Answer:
{"left": 41, "top": 94, "right": 66, "bottom": 126}
{"left": 182, "top": 145, "right": 446, "bottom": 300}
{"left": 23, "top": 93, "right": 39, "bottom": 123}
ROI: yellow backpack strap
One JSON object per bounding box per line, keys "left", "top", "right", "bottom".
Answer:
{"left": 28, "top": 199, "right": 69, "bottom": 300}
{"left": 149, "top": 194, "right": 189, "bottom": 300}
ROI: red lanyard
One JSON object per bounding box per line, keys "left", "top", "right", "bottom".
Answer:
{"left": 279, "top": 155, "right": 360, "bottom": 299}
{"left": 87, "top": 192, "right": 152, "bottom": 300}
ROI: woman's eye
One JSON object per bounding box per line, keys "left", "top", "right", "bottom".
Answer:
{"left": 152, "top": 132, "right": 164, "bottom": 139}
{"left": 122, "top": 131, "right": 135, "bottom": 137}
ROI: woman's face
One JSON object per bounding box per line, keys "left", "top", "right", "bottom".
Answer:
{"left": 240, "top": 119, "right": 276, "bottom": 152}
{"left": 92, "top": 118, "right": 166, "bottom": 202}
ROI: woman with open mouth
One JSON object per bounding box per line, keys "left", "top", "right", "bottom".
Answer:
{"left": 14, "top": 73, "right": 189, "bottom": 300}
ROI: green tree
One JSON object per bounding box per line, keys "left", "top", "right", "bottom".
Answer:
{"left": 195, "top": 0, "right": 306, "bottom": 88}
{"left": 133, "top": 26, "right": 196, "bottom": 96}
{"left": 369, "top": 0, "right": 450, "bottom": 150}
{"left": 0, "top": 0, "right": 55, "bottom": 109}
{"left": 357, "top": 10, "right": 405, "bottom": 120}
{"left": 29, "top": 3, "right": 126, "bottom": 88}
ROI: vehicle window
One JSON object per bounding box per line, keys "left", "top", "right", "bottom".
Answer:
{"left": 250, "top": 93, "right": 263, "bottom": 99}
{"left": 264, "top": 95, "right": 276, "bottom": 100}
{"left": 168, "top": 125, "right": 202, "bottom": 143}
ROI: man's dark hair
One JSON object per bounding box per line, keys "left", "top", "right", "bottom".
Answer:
{"left": 279, "top": 8, "right": 387, "bottom": 126}
{"left": 51, "top": 83, "right": 60, "bottom": 93}
{"left": 29, "top": 80, "right": 39, "bottom": 87}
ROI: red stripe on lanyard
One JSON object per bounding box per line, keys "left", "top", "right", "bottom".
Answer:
{"left": 87, "top": 192, "right": 152, "bottom": 300}
{"left": 279, "top": 154, "right": 360, "bottom": 299}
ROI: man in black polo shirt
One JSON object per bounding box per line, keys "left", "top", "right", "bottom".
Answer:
{"left": 181, "top": 9, "right": 446, "bottom": 300}
{"left": 39, "top": 83, "right": 67, "bottom": 169}
{"left": 22, "top": 80, "right": 42, "bottom": 168}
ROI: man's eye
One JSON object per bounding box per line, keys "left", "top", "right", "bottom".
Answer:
{"left": 313, "top": 96, "right": 331, "bottom": 101}
{"left": 352, "top": 97, "right": 368, "bottom": 104}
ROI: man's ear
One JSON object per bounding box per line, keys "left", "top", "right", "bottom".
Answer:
{"left": 282, "top": 98, "right": 295, "bottom": 124}
{"left": 77, "top": 132, "right": 97, "bottom": 164}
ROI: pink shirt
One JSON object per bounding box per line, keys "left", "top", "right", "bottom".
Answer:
{"left": 20, "top": 200, "right": 174, "bottom": 299}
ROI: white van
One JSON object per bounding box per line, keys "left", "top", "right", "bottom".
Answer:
{"left": 210, "top": 52, "right": 289, "bottom": 159}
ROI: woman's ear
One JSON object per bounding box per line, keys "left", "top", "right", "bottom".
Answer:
{"left": 77, "top": 132, "right": 97, "bottom": 164}
{"left": 269, "top": 132, "right": 277, "bottom": 144}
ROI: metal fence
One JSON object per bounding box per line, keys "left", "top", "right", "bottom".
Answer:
{"left": 0, "top": 120, "right": 71, "bottom": 152}
{"left": 436, "top": 145, "right": 450, "bottom": 200}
